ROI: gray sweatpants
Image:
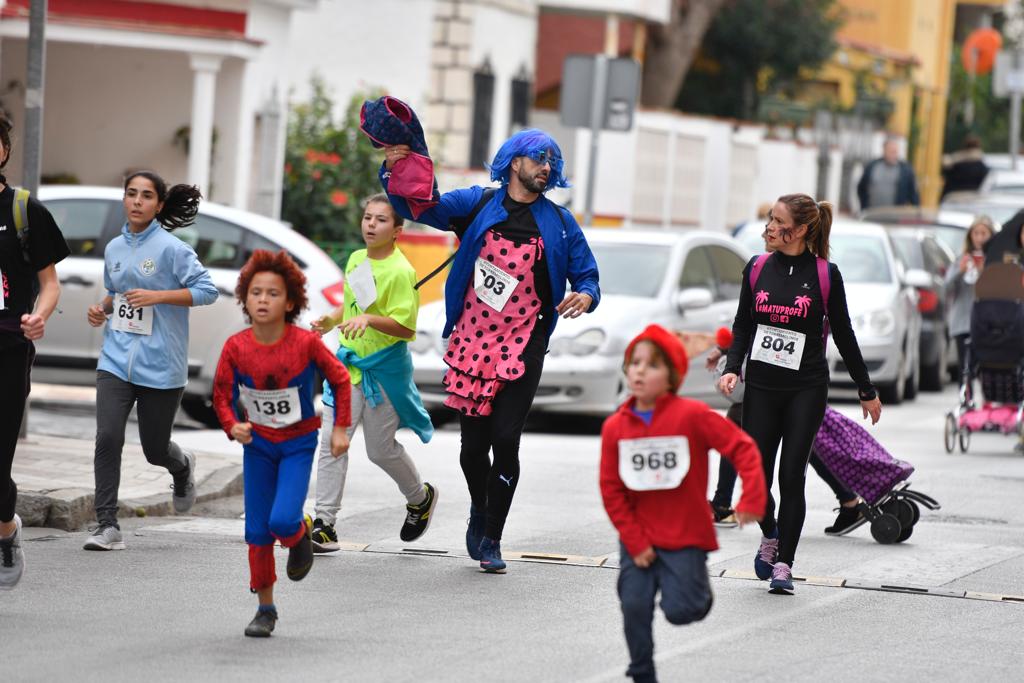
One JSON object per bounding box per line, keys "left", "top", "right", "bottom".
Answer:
{"left": 93, "top": 371, "right": 189, "bottom": 527}
{"left": 314, "top": 383, "right": 424, "bottom": 526}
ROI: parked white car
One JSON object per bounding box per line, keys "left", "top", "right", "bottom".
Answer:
{"left": 734, "top": 218, "right": 922, "bottom": 404}
{"left": 409, "top": 229, "right": 752, "bottom": 417}
{"left": 32, "top": 186, "right": 345, "bottom": 425}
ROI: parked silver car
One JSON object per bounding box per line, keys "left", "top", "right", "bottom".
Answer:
{"left": 734, "top": 218, "right": 922, "bottom": 404}
{"left": 409, "top": 229, "right": 752, "bottom": 416}
{"left": 32, "top": 186, "right": 345, "bottom": 425}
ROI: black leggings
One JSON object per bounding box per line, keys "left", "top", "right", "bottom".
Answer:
{"left": 458, "top": 353, "right": 544, "bottom": 541}
{"left": 742, "top": 383, "right": 828, "bottom": 567}
{"left": 713, "top": 403, "right": 853, "bottom": 508}
{"left": 0, "top": 342, "right": 34, "bottom": 523}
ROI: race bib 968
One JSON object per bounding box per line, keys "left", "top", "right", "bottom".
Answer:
{"left": 618, "top": 436, "right": 690, "bottom": 491}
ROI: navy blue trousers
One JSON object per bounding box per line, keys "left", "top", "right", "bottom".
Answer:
{"left": 617, "top": 544, "right": 713, "bottom": 681}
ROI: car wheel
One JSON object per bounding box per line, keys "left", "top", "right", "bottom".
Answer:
{"left": 920, "top": 334, "right": 946, "bottom": 392}
{"left": 904, "top": 357, "right": 918, "bottom": 400}
{"left": 879, "top": 350, "right": 906, "bottom": 405}
{"left": 181, "top": 395, "right": 221, "bottom": 428}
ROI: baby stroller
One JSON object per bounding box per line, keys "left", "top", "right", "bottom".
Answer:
{"left": 814, "top": 407, "right": 940, "bottom": 544}
{"left": 943, "top": 263, "right": 1024, "bottom": 454}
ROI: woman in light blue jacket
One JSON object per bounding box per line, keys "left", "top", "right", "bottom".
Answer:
{"left": 83, "top": 171, "right": 217, "bottom": 550}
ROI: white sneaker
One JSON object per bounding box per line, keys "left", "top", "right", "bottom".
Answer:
{"left": 0, "top": 514, "right": 25, "bottom": 590}
{"left": 83, "top": 525, "right": 125, "bottom": 551}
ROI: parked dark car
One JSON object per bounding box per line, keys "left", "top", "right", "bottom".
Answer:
{"left": 886, "top": 227, "right": 955, "bottom": 391}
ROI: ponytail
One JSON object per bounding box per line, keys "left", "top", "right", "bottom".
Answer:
{"left": 124, "top": 171, "right": 202, "bottom": 231}
{"left": 0, "top": 112, "right": 13, "bottom": 183}
{"left": 157, "top": 184, "right": 202, "bottom": 230}
{"left": 810, "top": 201, "right": 832, "bottom": 260}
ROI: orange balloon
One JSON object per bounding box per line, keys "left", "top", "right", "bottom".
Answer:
{"left": 962, "top": 28, "right": 1002, "bottom": 75}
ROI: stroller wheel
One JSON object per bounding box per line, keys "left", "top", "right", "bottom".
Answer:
{"left": 959, "top": 428, "right": 970, "bottom": 453}
{"left": 870, "top": 513, "right": 902, "bottom": 544}
{"left": 944, "top": 414, "right": 957, "bottom": 454}
{"left": 896, "top": 524, "right": 914, "bottom": 543}
{"left": 883, "top": 499, "right": 916, "bottom": 530}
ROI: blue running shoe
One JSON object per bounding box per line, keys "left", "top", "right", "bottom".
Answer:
{"left": 754, "top": 534, "right": 778, "bottom": 580}
{"left": 479, "top": 537, "right": 506, "bottom": 573}
{"left": 466, "top": 504, "right": 486, "bottom": 560}
{"left": 769, "top": 562, "right": 794, "bottom": 594}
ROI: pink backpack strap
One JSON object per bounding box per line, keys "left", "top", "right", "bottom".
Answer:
{"left": 748, "top": 252, "right": 772, "bottom": 290}
{"left": 817, "top": 256, "right": 831, "bottom": 346}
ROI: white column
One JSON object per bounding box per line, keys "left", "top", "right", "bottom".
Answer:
{"left": 188, "top": 54, "right": 223, "bottom": 197}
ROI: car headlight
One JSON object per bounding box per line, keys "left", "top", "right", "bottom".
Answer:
{"left": 550, "top": 328, "right": 607, "bottom": 356}
{"left": 409, "top": 331, "right": 433, "bottom": 354}
{"left": 853, "top": 309, "right": 896, "bottom": 338}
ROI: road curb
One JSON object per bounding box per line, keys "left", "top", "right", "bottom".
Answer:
{"left": 14, "top": 459, "right": 243, "bottom": 531}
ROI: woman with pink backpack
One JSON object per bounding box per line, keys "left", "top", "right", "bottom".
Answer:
{"left": 719, "top": 193, "right": 882, "bottom": 594}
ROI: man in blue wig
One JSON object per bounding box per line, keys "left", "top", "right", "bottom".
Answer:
{"left": 381, "top": 128, "right": 600, "bottom": 574}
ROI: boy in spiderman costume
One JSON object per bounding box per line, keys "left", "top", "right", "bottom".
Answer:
{"left": 213, "top": 250, "right": 351, "bottom": 638}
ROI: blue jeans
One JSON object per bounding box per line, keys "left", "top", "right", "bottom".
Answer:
{"left": 243, "top": 431, "right": 317, "bottom": 546}
{"left": 617, "top": 544, "right": 713, "bottom": 681}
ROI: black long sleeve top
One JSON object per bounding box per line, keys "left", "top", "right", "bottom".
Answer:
{"left": 724, "top": 249, "right": 877, "bottom": 400}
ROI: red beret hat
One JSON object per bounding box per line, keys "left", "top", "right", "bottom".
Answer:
{"left": 624, "top": 324, "right": 689, "bottom": 387}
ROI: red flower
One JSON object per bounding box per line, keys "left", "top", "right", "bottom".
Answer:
{"left": 330, "top": 189, "right": 349, "bottom": 207}
{"left": 311, "top": 170, "right": 322, "bottom": 180}
{"left": 304, "top": 149, "right": 318, "bottom": 163}
{"left": 326, "top": 153, "right": 341, "bottom": 165}
{"left": 284, "top": 162, "right": 293, "bottom": 174}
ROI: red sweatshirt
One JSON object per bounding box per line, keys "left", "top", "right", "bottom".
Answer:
{"left": 600, "top": 393, "right": 766, "bottom": 557}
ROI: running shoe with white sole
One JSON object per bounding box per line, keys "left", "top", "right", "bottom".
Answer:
{"left": 171, "top": 451, "right": 197, "bottom": 514}
{"left": 310, "top": 518, "right": 340, "bottom": 554}
{"left": 0, "top": 514, "right": 25, "bottom": 590}
{"left": 83, "top": 524, "right": 125, "bottom": 551}
{"left": 769, "top": 561, "right": 795, "bottom": 594}
{"left": 400, "top": 482, "right": 438, "bottom": 542}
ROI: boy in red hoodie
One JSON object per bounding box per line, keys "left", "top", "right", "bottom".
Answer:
{"left": 600, "top": 324, "right": 766, "bottom": 683}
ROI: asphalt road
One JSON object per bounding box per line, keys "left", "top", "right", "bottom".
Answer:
{"left": 5, "top": 384, "right": 1024, "bottom": 681}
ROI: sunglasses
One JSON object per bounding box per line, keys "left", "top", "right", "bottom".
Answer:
{"left": 525, "top": 149, "right": 563, "bottom": 171}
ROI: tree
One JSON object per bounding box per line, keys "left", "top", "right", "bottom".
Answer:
{"left": 641, "top": 0, "right": 728, "bottom": 108}
{"left": 676, "top": 0, "right": 841, "bottom": 121}
{"left": 281, "top": 77, "right": 384, "bottom": 244}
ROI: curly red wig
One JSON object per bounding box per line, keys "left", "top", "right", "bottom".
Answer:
{"left": 235, "top": 249, "right": 308, "bottom": 324}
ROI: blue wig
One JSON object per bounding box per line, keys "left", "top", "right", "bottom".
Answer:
{"left": 488, "top": 128, "right": 570, "bottom": 191}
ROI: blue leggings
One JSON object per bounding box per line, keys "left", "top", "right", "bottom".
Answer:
{"left": 243, "top": 431, "right": 317, "bottom": 546}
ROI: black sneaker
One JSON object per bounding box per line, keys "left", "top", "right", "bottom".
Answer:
{"left": 824, "top": 505, "right": 866, "bottom": 536}
{"left": 244, "top": 608, "right": 278, "bottom": 637}
{"left": 310, "top": 518, "right": 339, "bottom": 554}
{"left": 709, "top": 500, "right": 738, "bottom": 528}
{"left": 286, "top": 515, "right": 314, "bottom": 581}
{"left": 400, "top": 482, "right": 438, "bottom": 542}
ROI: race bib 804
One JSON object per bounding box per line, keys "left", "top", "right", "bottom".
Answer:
{"left": 618, "top": 436, "right": 690, "bottom": 491}
{"left": 749, "top": 324, "right": 805, "bottom": 371}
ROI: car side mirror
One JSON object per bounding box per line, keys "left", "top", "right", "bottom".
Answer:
{"left": 903, "top": 268, "right": 932, "bottom": 289}
{"left": 674, "top": 287, "right": 713, "bottom": 313}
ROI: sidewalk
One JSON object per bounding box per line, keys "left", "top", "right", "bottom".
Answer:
{"left": 14, "top": 384, "right": 243, "bottom": 531}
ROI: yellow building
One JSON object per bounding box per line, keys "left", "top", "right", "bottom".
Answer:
{"left": 833, "top": 0, "right": 1003, "bottom": 207}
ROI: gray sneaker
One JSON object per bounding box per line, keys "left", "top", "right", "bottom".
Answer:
{"left": 172, "top": 451, "right": 197, "bottom": 514}
{"left": 0, "top": 514, "right": 25, "bottom": 590}
{"left": 83, "top": 524, "right": 125, "bottom": 551}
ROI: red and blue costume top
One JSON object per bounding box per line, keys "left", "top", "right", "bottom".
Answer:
{"left": 213, "top": 325, "right": 351, "bottom": 443}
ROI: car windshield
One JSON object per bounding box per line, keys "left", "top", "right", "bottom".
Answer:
{"left": 942, "top": 202, "right": 1021, "bottom": 225}
{"left": 589, "top": 242, "right": 671, "bottom": 297}
{"left": 889, "top": 234, "right": 923, "bottom": 269}
{"left": 830, "top": 234, "right": 892, "bottom": 284}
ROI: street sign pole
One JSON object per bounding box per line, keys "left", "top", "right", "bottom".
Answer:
{"left": 19, "top": 0, "right": 46, "bottom": 440}
{"left": 582, "top": 55, "right": 608, "bottom": 227}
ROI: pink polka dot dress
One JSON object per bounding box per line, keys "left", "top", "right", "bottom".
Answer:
{"left": 442, "top": 231, "right": 545, "bottom": 416}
